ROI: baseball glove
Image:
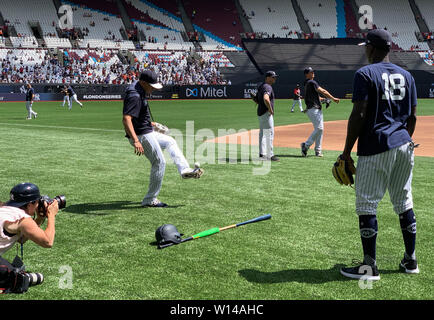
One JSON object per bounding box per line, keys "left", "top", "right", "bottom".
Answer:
{"left": 152, "top": 122, "right": 169, "bottom": 135}
{"left": 332, "top": 155, "right": 356, "bottom": 186}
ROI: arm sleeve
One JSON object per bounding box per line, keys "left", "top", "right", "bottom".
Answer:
{"left": 123, "top": 96, "right": 141, "bottom": 118}
{"left": 410, "top": 76, "right": 417, "bottom": 107}
{"left": 352, "top": 71, "right": 370, "bottom": 102}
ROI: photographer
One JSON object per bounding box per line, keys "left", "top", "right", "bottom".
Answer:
{"left": 0, "top": 182, "right": 60, "bottom": 293}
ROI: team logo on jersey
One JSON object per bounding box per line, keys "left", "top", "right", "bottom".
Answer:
{"left": 186, "top": 88, "right": 198, "bottom": 97}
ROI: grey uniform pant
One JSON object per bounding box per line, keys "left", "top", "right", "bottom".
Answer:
{"left": 258, "top": 113, "right": 274, "bottom": 158}
{"left": 130, "top": 131, "right": 190, "bottom": 204}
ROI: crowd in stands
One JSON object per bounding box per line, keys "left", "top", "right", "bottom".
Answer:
{"left": 132, "top": 51, "right": 229, "bottom": 85}
{"left": 0, "top": 48, "right": 231, "bottom": 85}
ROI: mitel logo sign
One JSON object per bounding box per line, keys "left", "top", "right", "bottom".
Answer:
{"left": 186, "top": 88, "right": 198, "bottom": 97}
{"left": 185, "top": 87, "right": 228, "bottom": 98}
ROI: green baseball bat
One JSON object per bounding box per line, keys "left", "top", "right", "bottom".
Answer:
{"left": 159, "top": 214, "right": 271, "bottom": 249}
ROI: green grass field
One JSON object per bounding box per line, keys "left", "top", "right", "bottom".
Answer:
{"left": 0, "top": 98, "right": 433, "bottom": 300}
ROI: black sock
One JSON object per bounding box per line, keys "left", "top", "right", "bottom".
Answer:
{"left": 399, "top": 209, "right": 416, "bottom": 260}
{"left": 359, "top": 215, "right": 378, "bottom": 265}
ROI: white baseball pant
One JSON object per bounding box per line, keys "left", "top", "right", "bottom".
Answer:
{"left": 69, "top": 94, "right": 83, "bottom": 109}
{"left": 355, "top": 142, "right": 414, "bottom": 216}
{"left": 26, "top": 101, "right": 37, "bottom": 119}
{"left": 130, "top": 131, "right": 190, "bottom": 205}
{"left": 258, "top": 113, "right": 274, "bottom": 158}
{"left": 62, "top": 95, "right": 70, "bottom": 107}
{"left": 304, "top": 108, "right": 323, "bottom": 153}
{"left": 291, "top": 99, "right": 303, "bottom": 112}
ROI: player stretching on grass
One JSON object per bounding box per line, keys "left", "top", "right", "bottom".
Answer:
{"left": 339, "top": 29, "right": 419, "bottom": 281}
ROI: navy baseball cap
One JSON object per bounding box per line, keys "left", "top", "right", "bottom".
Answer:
{"left": 358, "top": 29, "right": 392, "bottom": 49}
{"left": 265, "top": 71, "right": 278, "bottom": 78}
{"left": 6, "top": 183, "right": 41, "bottom": 208}
{"left": 304, "top": 67, "right": 314, "bottom": 74}
{"left": 139, "top": 70, "right": 163, "bottom": 89}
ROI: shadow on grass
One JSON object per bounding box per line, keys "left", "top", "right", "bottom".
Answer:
{"left": 239, "top": 264, "right": 349, "bottom": 284}
{"left": 239, "top": 264, "right": 403, "bottom": 284}
{"left": 274, "top": 154, "right": 304, "bottom": 158}
{"left": 64, "top": 201, "right": 184, "bottom": 215}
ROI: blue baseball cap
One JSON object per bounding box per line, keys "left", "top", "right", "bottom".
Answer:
{"left": 358, "top": 29, "right": 392, "bottom": 49}
{"left": 139, "top": 70, "right": 163, "bottom": 89}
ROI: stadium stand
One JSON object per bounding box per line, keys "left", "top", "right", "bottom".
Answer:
{"left": 60, "top": 0, "right": 134, "bottom": 48}
{"left": 343, "top": 0, "right": 361, "bottom": 38}
{"left": 238, "top": 0, "right": 301, "bottom": 39}
{"left": 182, "top": 0, "right": 244, "bottom": 46}
{"left": 44, "top": 37, "right": 72, "bottom": 48}
{"left": 126, "top": 0, "right": 185, "bottom": 31}
{"left": 355, "top": 0, "right": 430, "bottom": 50}
{"left": 131, "top": 50, "right": 231, "bottom": 85}
{"left": 298, "top": 0, "right": 338, "bottom": 39}
{"left": 9, "top": 37, "right": 39, "bottom": 48}
{"left": 0, "top": 0, "right": 58, "bottom": 37}
{"left": 415, "top": 0, "right": 434, "bottom": 30}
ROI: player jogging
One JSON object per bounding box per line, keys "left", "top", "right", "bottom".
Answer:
{"left": 290, "top": 84, "right": 303, "bottom": 112}
{"left": 67, "top": 85, "right": 83, "bottom": 110}
{"left": 339, "top": 29, "right": 419, "bottom": 281}
{"left": 25, "top": 83, "right": 37, "bottom": 120}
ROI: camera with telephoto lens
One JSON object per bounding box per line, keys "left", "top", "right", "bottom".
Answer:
{"left": 38, "top": 195, "right": 66, "bottom": 216}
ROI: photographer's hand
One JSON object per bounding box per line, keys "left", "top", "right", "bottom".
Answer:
{"left": 45, "top": 200, "right": 59, "bottom": 219}
{"left": 19, "top": 200, "right": 59, "bottom": 248}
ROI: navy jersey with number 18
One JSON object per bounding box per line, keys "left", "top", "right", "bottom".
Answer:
{"left": 352, "top": 62, "right": 417, "bottom": 156}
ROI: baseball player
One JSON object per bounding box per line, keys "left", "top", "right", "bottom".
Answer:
{"left": 122, "top": 70, "right": 204, "bottom": 207}
{"left": 61, "top": 85, "right": 70, "bottom": 107}
{"left": 339, "top": 29, "right": 419, "bottom": 281}
{"left": 67, "top": 85, "right": 83, "bottom": 110}
{"left": 25, "top": 83, "right": 37, "bottom": 120}
{"left": 300, "top": 67, "right": 339, "bottom": 157}
{"left": 290, "top": 84, "right": 303, "bottom": 112}
{"left": 257, "top": 71, "right": 279, "bottom": 162}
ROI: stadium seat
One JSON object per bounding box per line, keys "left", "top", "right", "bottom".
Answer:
{"left": 239, "top": 0, "right": 301, "bottom": 39}
{"left": 355, "top": 0, "right": 429, "bottom": 50}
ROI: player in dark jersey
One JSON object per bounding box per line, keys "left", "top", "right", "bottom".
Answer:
{"left": 25, "top": 83, "right": 37, "bottom": 119}
{"left": 67, "top": 85, "right": 83, "bottom": 110}
{"left": 300, "top": 67, "right": 340, "bottom": 157}
{"left": 339, "top": 29, "right": 419, "bottom": 281}
{"left": 61, "top": 85, "right": 70, "bottom": 107}
{"left": 257, "top": 71, "right": 279, "bottom": 161}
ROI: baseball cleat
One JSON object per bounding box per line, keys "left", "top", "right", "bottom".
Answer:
{"left": 182, "top": 166, "right": 204, "bottom": 179}
{"left": 399, "top": 257, "right": 419, "bottom": 274}
{"left": 142, "top": 199, "right": 168, "bottom": 208}
{"left": 340, "top": 264, "right": 380, "bottom": 281}
{"left": 315, "top": 151, "right": 323, "bottom": 157}
{"left": 270, "top": 155, "right": 280, "bottom": 162}
{"left": 301, "top": 143, "right": 308, "bottom": 157}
